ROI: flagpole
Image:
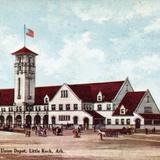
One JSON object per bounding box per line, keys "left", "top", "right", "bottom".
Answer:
{"left": 24, "top": 24, "right": 26, "bottom": 47}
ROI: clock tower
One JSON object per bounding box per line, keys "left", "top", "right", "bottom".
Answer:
{"left": 12, "top": 47, "right": 38, "bottom": 107}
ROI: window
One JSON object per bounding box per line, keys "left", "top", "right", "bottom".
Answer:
{"left": 144, "top": 120, "right": 152, "bottom": 125}
{"left": 120, "top": 105, "right": 125, "bottom": 115}
{"left": 107, "top": 119, "right": 111, "bottom": 125}
{"left": 144, "top": 106, "right": 152, "bottom": 113}
{"left": 74, "top": 104, "right": 78, "bottom": 110}
{"left": 59, "top": 104, "right": 63, "bottom": 111}
{"left": 44, "top": 97, "right": 49, "bottom": 104}
{"left": 35, "top": 106, "right": 38, "bottom": 111}
{"left": 61, "top": 90, "right": 68, "bottom": 98}
{"left": 97, "top": 104, "right": 102, "bottom": 111}
{"left": 38, "top": 106, "right": 41, "bottom": 111}
{"left": 26, "top": 106, "right": 33, "bottom": 112}
{"left": 115, "top": 119, "right": 119, "bottom": 125}
{"left": 147, "top": 96, "right": 150, "bottom": 103}
{"left": 97, "top": 92, "right": 102, "bottom": 101}
{"left": 1, "top": 108, "right": 6, "bottom": 112}
{"left": 126, "top": 119, "right": 130, "bottom": 125}
{"left": 113, "top": 104, "right": 116, "bottom": 111}
{"left": 26, "top": 106, "right": 29, "bottom": 111}
{"left": 44, "top": 106, "right": 48, "bottom": 111}
{"left": 106, "top": 104, "right": 111, "bottom": 110}
{"left": 121, "top": 119, "right": 125, "bottom": 125}
{"left": 19, "top": 107, "right": 22, "bottom": 112}
{"left": 66, "top": 104, "right": 70, "bottom": 110}
{"left": 126, "top": 84, "right": 128, "bottom": 92}
{"left": 97, "top": 96, "right": 102, "bottom": 101}
{"left": 120, "top": 109, "right": 125, "bottom": 114}
{"left": 59, "top": 115, "right": 70, "bottom": 121}
{"left": 83, "top": 104, "right": 92, "bottom": 110}
{"left": 30, "top": 106, "right": 33, "bottom": 111}
{"left": 154, "top": 120, "right": 160, "bottom": 125}
{"left": 17, "top": 78, "right": 21, "bottom": 99}
{"left": 18, "top": 56, "right": 22, "bottom": 63}
{"left": 51, "top": 104, "right": 56, "bottom": 111}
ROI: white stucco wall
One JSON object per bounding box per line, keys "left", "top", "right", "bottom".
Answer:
{"left": 49, "top": 111, "right": 93, "bottom": 127}
{"left": 49, "top": 84, "right": 82, "bottom": 111}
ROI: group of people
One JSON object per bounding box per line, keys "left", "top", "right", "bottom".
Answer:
{"left": 145, "top": 127, "right": 156, "bottom": 134}
{"left": 35, "top": 125, "right": 47, "bottom": 136}
{"left": 25, "top": 125, "right": 48, "bottom": 137}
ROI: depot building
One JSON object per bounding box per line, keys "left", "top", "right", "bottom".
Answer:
{"left": 0, "top": 47, "right": 160, "bottom": 129}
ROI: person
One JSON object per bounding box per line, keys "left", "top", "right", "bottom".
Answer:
{"left": 44, "top": 128, "right": 47, "bottom": 136}
{"left": 152, "top": 127, "right": 156, "bottom": 134}
{"left": 145, "top": 128, "right": 148, "bottom": 134}
{"left": 72, "top": 129, "right": 78, "bottom": 138}
{"left": 35, "top": 125, "right": 38, "bottom": 135}
{"left": 78, "top": 125, "right": 81, "bottom": 134}
{"left": 99, "top": 132, "right": 103, "bottom": 140}
{"left": 93, "top": 125, "right": 96, "bottom": 132}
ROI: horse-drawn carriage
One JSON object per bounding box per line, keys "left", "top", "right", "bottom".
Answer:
{"left": 52, "top": 126, "right": 63, "bottom": 136}
{"left": 97, "top": 127, "right": 134, "bottom": 138}
{"left": 35, "top": 126, "right": 47, "bottom": 137}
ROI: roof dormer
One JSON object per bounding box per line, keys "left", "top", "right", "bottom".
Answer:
{"left": 44, "top": 95, "right": 49, "bottom": 104}
{"left": 120, "top": 105, "right": 126, "bottom": 115}
{"left": 97, "top": 91, "right": 103, "bottom": 102}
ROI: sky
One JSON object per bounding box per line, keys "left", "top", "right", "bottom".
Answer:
{"left": 0, "top": 0, "right": 160, "bottom": 106}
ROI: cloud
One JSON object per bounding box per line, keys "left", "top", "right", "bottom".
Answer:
{"left": 134, "top": 0, "right": 160, "bottom": 17}
{"left": 72, "top": 0, "right": 160, "bottom": 23}
{"left": 37, "top": 32, "right": 106, "bottom": 83}
{"left": 105, "top": 53, "right": 160, "bottom": 106}
{"left": 109, "top": 54, "right": 160, "bottom": 78}
{"left": 144, "top": 18, "right": 160, "bottom": 33}
{"left": 0, "top": 25, "right": 21, "bottom": 87}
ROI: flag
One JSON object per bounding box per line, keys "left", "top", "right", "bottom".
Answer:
{"left": 26, "top": 28, "right": 34, "bottom": 38}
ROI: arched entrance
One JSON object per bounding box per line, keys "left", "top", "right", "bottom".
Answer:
{"left": 6, "top": 115, "right": 12, "bottom": 126}
{"left": 83, "top": 117, "right": 89, "bottom": 129}
{"left": 34, "top": 115, "right": 41, "bottom": 125}
{"left": 0, "top": 116, "right": 4, "bottom": 127}
{"left": 135, "top": 118, "right": 141, "bottom": 128}
{"left": 26, "top": 115, "right": 32, "bottom": 126}
{"left": 73, "top": 116, "right": 78, "bottom": 125}
{"left": 43, "top": 115, "right": 48, "bottom": 127}
{"left": 15, "top": 115, "right": 22, "bottom": 127}
{"left": 52, "top": 116, "right": 56, "bottom": 125}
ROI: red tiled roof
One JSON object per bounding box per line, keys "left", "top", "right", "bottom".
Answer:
{"left": 0, "top": 81, "right": 124, "bottom": 105}
{"left": 11, "top": 47, "right": 38, "bottom": 56}
{"left": 0, "top": 89, "right": 14, "bottom": 106}
{"left": 35, "top": 86, "right": 61, "bottom": 105}
{"left": 113, "top": 91, "right": 145, "bottom": 116}
{"left": 85, "top": 110, "right": 105, "bottom": 119}
{"left": 140, "top": 113, "right": 160, "bottom": 120}
{"left": 69, "top": 81, "right": 124, "bottom": 102}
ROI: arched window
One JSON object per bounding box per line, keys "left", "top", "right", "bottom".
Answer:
{"left": 97, "top": 91, "right": 103, "bottom": 102}
{"left": 44, "top": 95, "right": 49, "bottom": 104}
